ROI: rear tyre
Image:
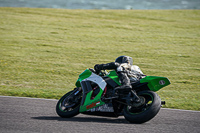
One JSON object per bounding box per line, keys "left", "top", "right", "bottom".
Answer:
{"left": 56, "top": 89, "right": 82, "bottom": 118}
{"left": 124, "top": 91, "right": 161, "bottom": 124}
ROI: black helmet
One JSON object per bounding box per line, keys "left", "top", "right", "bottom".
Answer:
{"left": 115, "top": 56, "right": 133, "bottom": 65}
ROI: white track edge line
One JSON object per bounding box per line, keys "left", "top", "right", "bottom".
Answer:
{"left": 0, "top": 95, "right": 200, "bottom": 112}
{"left": 161, "top": 108, "right": 200, "bottom": 113}
{"left": 0, "top": 95, "right": 58, "bottom": 101}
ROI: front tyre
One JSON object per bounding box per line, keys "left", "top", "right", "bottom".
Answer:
{"left": 56, "top": 89, "right": 82, "bottom": 118}
{"left": 124, "top": 91, "right": 161, "bottom": 124}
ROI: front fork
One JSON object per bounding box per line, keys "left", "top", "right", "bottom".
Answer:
{"left": 74, "top": 87, "right": 82, "bottom": 95}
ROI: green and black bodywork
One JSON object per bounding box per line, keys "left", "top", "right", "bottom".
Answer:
{"left": 56, "top": 69, "right": 170, "bottom": 123}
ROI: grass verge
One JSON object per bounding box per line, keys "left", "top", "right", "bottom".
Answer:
{"left": 0, "top": 8, "right": 199, "bottom": 110}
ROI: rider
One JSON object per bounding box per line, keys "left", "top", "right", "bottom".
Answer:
{"left": 94, "top": 56, "right": 144, "bottom": 103}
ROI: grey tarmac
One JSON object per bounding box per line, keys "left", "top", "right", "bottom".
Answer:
{"left": 0, "top": 96, "right": 200, "bottom": 133}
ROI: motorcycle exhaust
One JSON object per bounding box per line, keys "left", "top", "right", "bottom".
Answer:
{"left": 161, "top": 101, "right": 166, "bottom": 105}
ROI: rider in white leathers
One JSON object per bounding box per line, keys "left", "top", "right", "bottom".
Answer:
{"left": 94, "top": 56, "right": 145, "bottom": 103}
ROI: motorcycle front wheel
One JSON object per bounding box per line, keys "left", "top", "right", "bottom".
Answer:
{"left": 56, "top": 89, "right": 82, "bottom": 118}
{"left": 124, "top": 90, "right": 161, "bottom": 124}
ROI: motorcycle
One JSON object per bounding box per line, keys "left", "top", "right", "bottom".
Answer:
{"left": 56, "top": 68, "right": 170, "bottom": 123}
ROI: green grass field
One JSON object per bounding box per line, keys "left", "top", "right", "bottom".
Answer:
{"left": 0, "top": 7, "right": 199, "bottom": 110}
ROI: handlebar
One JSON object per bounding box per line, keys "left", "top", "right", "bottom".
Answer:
{"left": 89, "top": 68, "right": 108, "bottom": 76}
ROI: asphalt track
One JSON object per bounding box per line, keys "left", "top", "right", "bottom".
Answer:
{"left": 0, "top": 96, "right": 200, "bottom": 133}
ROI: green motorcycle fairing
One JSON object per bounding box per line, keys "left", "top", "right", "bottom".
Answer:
{"left": 140, "top": 76, "right": 170, "bottom": 91}
{"left": 76, "top": 69, "right": 170, "bottom": 112}
{"left": 107, "top": 70, "right": 170, "bottom": 92}
{"left": 76, "top": 69, "right": 106, "bottom": 112}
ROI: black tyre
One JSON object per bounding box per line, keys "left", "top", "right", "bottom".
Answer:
{"left": 124, "top": 91, "right": 161, "bottom": 124}
{"left": 56, "top": 89, "right": 82, "bottom": 118}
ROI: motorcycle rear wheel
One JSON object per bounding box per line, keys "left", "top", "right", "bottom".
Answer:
{"left": 56, "top": 90, "right": 82, "bottom": 118}
{"left": 124, "top": 90, "right": 161, "bottom": 124}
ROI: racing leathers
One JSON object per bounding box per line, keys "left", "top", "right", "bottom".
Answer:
{"left": 94, "top": 62, "right": 144, "bottom": 102}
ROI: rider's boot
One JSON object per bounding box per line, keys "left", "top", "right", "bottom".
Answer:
{"left": 129, "top": 90, "right": 145, "bottom": 107}
{"left": 113, "top": 84, "right": 132, "bottom": 97}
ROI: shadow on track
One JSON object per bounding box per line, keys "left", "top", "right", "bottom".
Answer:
{"left": 32, "top": 115, "right": 130, "bottom": 124}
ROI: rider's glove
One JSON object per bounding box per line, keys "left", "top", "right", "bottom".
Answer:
{"left": 94, "top": 64, "right": 104, "bottom": 74}
{"left": 94, "top": 64, "right": 100, "bottom": 74}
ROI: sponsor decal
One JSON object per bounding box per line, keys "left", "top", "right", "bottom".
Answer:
{"left": 86, "top": 101, "right": 100, "bottom": 109}
{"left": 159, "top": 80, "right": 165, "bottom": 85}
{"left": 87, "top": 104, "right": 114, "bottom": 112}
{"left": 96, "top": 101, "right": 100, "bottom": 105}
